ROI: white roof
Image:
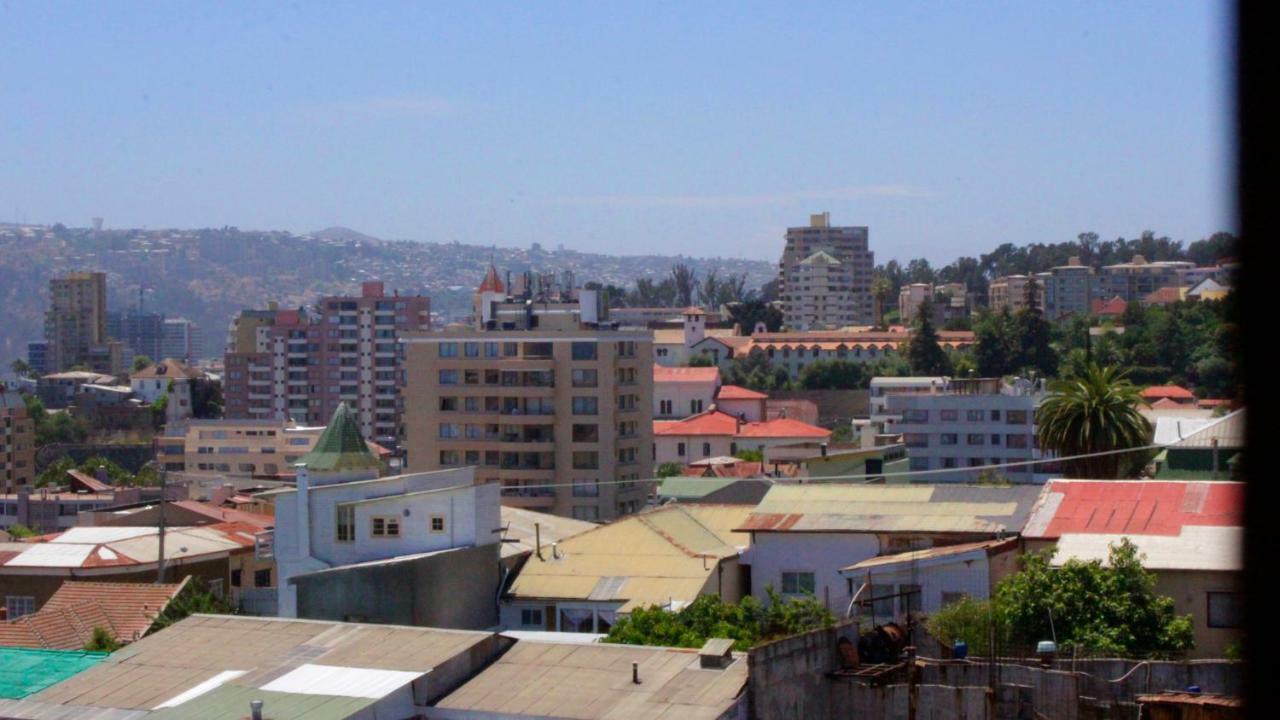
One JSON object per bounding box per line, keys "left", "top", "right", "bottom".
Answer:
{"left": 1053, "top": 526, "right": 1242, "bottom": 572}
{"left": 4, "top": 542, "right": 93, "bottom": 567}
{"left": 259, "top": 664, "right": 424, "bottom": 699}
{"left": 870, "top": 376, "right": 948, "bottom": 388}
{"left": 50, "top": 526, "right": 157, "bottom": 544}
{"left": 1153, "top": 417, "right": 1215, "bottom": 446}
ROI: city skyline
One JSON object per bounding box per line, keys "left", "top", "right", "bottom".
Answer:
{"left": 1, "top": 2, "right": 1232, "bottom": 265}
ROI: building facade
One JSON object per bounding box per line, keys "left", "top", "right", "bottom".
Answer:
{"left": 1038, "top": 258, "right": 1096, "bottom": 320}
{"left": 401, "top": 272, "right": 653, "bottom": 522}
{"left": 222, "top": 281, "right": 430, "bottom": 446}
{"left": 778, "top": 213, "right": 874, "bottom": 329}
{"left": 44, "top": 271, "right": 122, "bottom": 374}
{"left": 1, "top": 390, "right": 35, "bottom": 493}
{"left": 883, "top": 377, "right": 1056, "bottom": 483}
{"left": 161, "top": 317, "right": 202, "bottom": 363}
{"left": 1095, "top": 256, "right": 1194, "bottom": 302}
{"left": 107, "top": 310, "right": 166, "bottom": 363}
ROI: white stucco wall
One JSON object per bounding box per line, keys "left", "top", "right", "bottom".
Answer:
{"left": 744, "top": 532, "right": 881, "bottom": 614}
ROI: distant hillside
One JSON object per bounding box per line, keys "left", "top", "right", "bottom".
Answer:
{"left": 0, "top": 224, "right": 776, "bottom": 363}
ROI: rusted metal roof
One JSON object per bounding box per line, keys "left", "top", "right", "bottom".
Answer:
{"left": 738, "top": 485, "right": 1044, "bottom": 534}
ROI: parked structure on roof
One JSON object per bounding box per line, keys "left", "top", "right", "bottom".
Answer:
{"left": 1022, "top": 479, "right": 1244, "bottom": 657}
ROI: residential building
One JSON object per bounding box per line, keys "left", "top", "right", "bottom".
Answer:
{"left": 869, "top": 376, "right": 950, "bottom": 424}
{"left": 653, "top": 364, "right": 721, "bottom": 419}
{"left": 0, "top": 522, "right": 257, "bottom": 615}
{"left": 21, "top": 614, "right": 504, "bottom": 718}
{"left": 1, "top": 469, "right": 146, "bottom": 533}
{"left": 44, "top": 271, "right": 114, "bottom": 373}
{"left": 431, "top": 638, "right": 748, "bottom": 720}
{"left": 1141, "top": 384, "right": 1197, "bottom": 406}
{"left": 156, "top": 417, "right": 339, "bottom": 478}
{"left": 501, "top": 504, "right": 752, "bottom": 633}
{"left": 1096, "top": 255, "right": 1195, "bottom": 303}
{"left": 738, "top": 484, "right": 1044, "bottom": 615}
{"left": 1023, "top": 480, "right": 1243, "bottom": 657}
{"left": 899, "top": 283, "right": 969, "bottom": 325}
{"left": 1, "top": 389, "right": 35, "bottom": 493}
{"left": 883, "top": 377, "right": 1056, "bottom": 483}
{"left": 722, "top": 329, "right": 975, "bottom": 380}
{"left": 0, "top": 579, "right": 188, "bottom": 648}
{"left": 987, "top": 275, "right": 1034, "bottom": 314}
{"left": 161, "top": 317, "right": 202, "bottom": 363}
{"left": 715, "top": 384, "right": 768, "bottom": 421}
{"left": 1186, "top": 277, "right": 1231, "bottom": 302}
{"left": 106, "top": 310, "right": 166, "bottom": 363}
{"left": 778, "top": 212, "right": 875, "bottom": 329}
{"left": 130, "top": 358, "right": 202, "bottom": 423}
{"left": 652, "top": 410, "right": 831, "bottom": 466}
{"left": 839, "top": 538, "right": 1021, "bottom": 623}
{"left": 401, "top": 270, "right": 653, "bottom": 522}
{"left": 1039, "top": 257, "right": 1096, "bottom": 320}
{"left": 652, "top": 306, "right": 740, "bottom": 367}
{"left": 1090, "top": 295, "right": 1128, "bottom": 319}
{"left": 223, "top": 280, "right": 430, "bottom": 446}
{"left": 1153, "top": 409, "right": 1244, "bottom": 480}
{"left": 25, "top": 341, "right": 49, "bottom": 376}
{"left": 268, "top": 403, "right": 502, "bottom": 623}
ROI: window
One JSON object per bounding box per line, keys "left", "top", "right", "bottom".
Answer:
{"left": 702, "top": 442, "right": 711, "bottom": 457}
{"left": 439, "top": 423, "right": 459, "bottom": 439}
{"left": 967, "top": 433, "right": 985, "bottom": 445}
{"left": 372, "top": 516, "right": 401, "bottom": 537}
{"left": 572, "top": 451, "right": 599, "bottom": 469}
{"left": 940, "top": 433, "right": 958, "bottom": 446}
{"left": 439, "top": 396, "right": 458, "bottom": 411}
{"left": 572, "top": 396, "right": 598, "bottom": 415}
{"left": 991, "top": 434, "right": 1001, "bottom": 445}
{"left": 1007, "top": 410, "right": 1029, "bottom": 424}
{"left": 231, "top": 569, "right": 243, "bottom": 587}
{"left": 572, "top": 424, "right": 599, "bottom": 443}
{"left": 781, "top": 571, "right": 816, "bottom": 596}
{"left": 464, "top": 342, "right": 479, "bottom": 357}
{"left": 677, "top": 442, "right": 686, "bottom": 456}
{"left": 940, "top": 409, "right": 958, "bottom": 422}
{"left": 430, "top": 515, "right": 446, "bottom": 533}
{"left": 254, "top": 568, "right": 272, "bottom": 587}
{"left": 902, "top": 409, "right": 928, "bottom": 423}
{"left": 438, "top": 369, "right": 459, "bottom": 385}
{"left": 659, "top": 399, "right": 672, "bottom": 415}
{"left": 966, "top": 409, "right": 985, "bottom": 422}
{"left": 904, "top": 433, "right": 929, "bottom": 448}
{"left": 573, "top": 478, "right": 600, "bottom": 497}
{"left": 571, "top": 342, "right": 597, "bottom": 360}
{"left": 1006, "top": 434, "right": 1029, "bottom": 449}
{"left": 5, "top": 596, "right": 34, "bottom": 619}
{"left": 572, "top": 369, "right": 598, "bottom": 387}
{"left": 439, "top": 342, "right": 458, "bottom": 357}
{"left": 990, "top": 409, "right": 1001, "bottom": 421}
{"left": 941, "top": 591, "right": 969, "bottom": 607}
{"left": 1207, "top": 592, "right": 1243, "bottom": 628}
{"left": 336, "top": 505, "right": 355, "bottom": 542}
{"left": 572, "top": 505, "right": 599, "bottom": 521}
{"left": 690, "top": 399, "right": 703, "bottom": 414}
{"left": 909, "top": 457, "right": 930, "bottom": 470}
{"left": 521, "top": 608, "right": 543, "bottom": 627}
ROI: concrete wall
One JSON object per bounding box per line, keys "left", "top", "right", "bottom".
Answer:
{"left": 294, "top": 543, "right": 501, "bottom": 630}
{"left": 1155, "top": 569, "right": 1244, "bottom": 659}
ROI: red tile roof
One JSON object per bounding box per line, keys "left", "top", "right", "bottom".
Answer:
{"left": 1091, "top": 296, "right": 1128, "bottom": 316}
{"left": 1023, "top": 480, "right": 1243, "bottom": 539}
{"left": 653, "top": 365, "right": 721, "bottom": 384}
{"left": 716, "top": 385, "right": 767, "bottom": 400}
{"left": 0, "top": 579, "right": 186, "bottom": 649}
{"left": 1141, "top": 385, "right": 1196, "bottom": 401}
{"left": 1142, "top": 287, "right": 1184, "bottom": 306}
{"left": 169, "top": 501, "right": 274, "bottom": 529}
{"left": 130, "top": 358, "right": 201, "bottom": 380}
{"left": 653, "top": 410, "right": 830, "bottom": 439}
{"left": 478, "top": 265, "right": 505, "bottom": 293}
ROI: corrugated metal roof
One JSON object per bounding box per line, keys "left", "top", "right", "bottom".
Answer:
{"left": 1170, "top": 409, "right": 1244, "bottom": 449}
{"left": 497, "top": 507, "right": 596, "bottom": 560}
{"left": 842, "top": 538, "right": 1019, "bottom": 571}
{"left": 1022, "top": 480, "right": 1243, "bottom": 539}
{"left": 259, "top": 664, "right": 423, "bottom": 698}
{"left": 434, "top": 641, "right": 747, "bottom": 720}
{"left": 147, "top": 685, "right": 375, "bottom": 720}
{"left": 506, "top": 505, "right": 752, "bottom": 611}
{"left": 1153, "top": 417, "right": 1215, "bottom": 446}
{"left": 739, "top": 485, "right": 1044, "bottom": 534}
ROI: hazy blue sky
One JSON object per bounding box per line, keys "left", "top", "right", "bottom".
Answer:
{"left": 0, "top": 2, "right": 1233, "bottom": 264}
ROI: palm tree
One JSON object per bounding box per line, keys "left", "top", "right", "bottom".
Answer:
{"left": 1035, "top": 364, "right": 1152, "bottom": 478}
{"left": 871, "top": 275, "right": 892, "bottom": 329}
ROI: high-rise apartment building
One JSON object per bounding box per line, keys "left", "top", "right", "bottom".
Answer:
{"left": 987, "top": 275, "right": 1034, "bottom": 315}
{"left": 778, "top": 213, "right": 874, "bottom": 329}
{"left": 401, "top": 268, "right": 653, "bottom": 522}
{"left": 1038, "top": 257, "right": 1096, "bottom": 321}
{"left": 222, "top": 281, "right": 430, "bottom": 446}
{"left": 1096, "top": 256, "right": 1195, "bottom": 302}
{"left": 44, "top": 271, "right": 121, "bottom": 373}
{"left": 107, "top": 310, "right": 166, "bottom": 362}
{"left": 162, "top": 318, "right": 202, "bottom": 363}
{"left": 1, "top": 388, "right": 35, "bottom": 492}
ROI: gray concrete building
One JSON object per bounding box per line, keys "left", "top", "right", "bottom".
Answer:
{"left": 778, "top": 213, "right": 874, "bottom": 329}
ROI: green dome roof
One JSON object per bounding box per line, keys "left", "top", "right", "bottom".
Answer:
{"left": 296, "top": 403, "right": 382, "bottom": 472}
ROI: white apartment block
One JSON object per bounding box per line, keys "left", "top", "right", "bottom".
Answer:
{"left": 778, "top": 213, "right": 874, "bottom": 329}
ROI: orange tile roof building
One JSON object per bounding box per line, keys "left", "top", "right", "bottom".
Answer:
{"left": 653, "top": 410, "right": 831, "bottom": 466}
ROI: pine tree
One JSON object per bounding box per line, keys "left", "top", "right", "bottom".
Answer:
{"left": 907, "top": 296, "right": 954, "bottom": 376}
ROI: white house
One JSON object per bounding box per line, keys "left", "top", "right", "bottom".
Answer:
{"left": 652, "top": 410, "right": 831, "bottom": 466}
{"left": 269, "top": 404, "right": 500, "bottom": 618}
{"left": 129, "top": 358, "right": 201, "bottom": 423}
{"left": 738, "top": 484, "right": 1043, "bottom": 615}
{"left": 652, "top": 364, "right": 720, "bottom": 419}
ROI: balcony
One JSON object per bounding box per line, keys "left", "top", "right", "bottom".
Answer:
{"left": 500, "top": 489, "right": 555, "bottom": 509}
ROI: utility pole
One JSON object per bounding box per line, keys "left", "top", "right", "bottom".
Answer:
{"left": 156, "top": 464, "right": 167, "bottom": 583}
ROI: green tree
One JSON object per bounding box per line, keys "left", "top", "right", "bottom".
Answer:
{"left": 10, "top": 359, "right": 35, "bottom": 378}
{"left": 686, "top": 354, "right": 716, "bottom": 367}
{"left": 603, "top": 589, "right": 834, "bottom": 652}
{"left": 148, "top": 585, "right": 237, "bottom": 633}
{"left": 191, "top": 378, "right": 224, "bottom": 419}
{"left": 798, "top": 360, "right": 868, "bottom": 390}
{"left": 724, "top": 352, "right": 791, "bottom": 392}
{"left": 1035, "top": 364, "right": 1152, "bottom": 478}
{"left": 973, "top": 308, "right": 1015, "bottom": 377}
{"left": 996, "top": 540, "right": 1194, "bottom": 657}
{"left": 655, "top": 462, "right": 684, "bottom": 478}
{"left": 733, "top": 448, "right": 763, "bottom": 462}
{"left": 727, "top": 300, "right": 783, "bottom": 334}
{"left": 84, "top": 626, "right": 122, "bottom": 652}
{"left": 6, "top": 523, "right": 38, "bottom": 539}
{"left": 1011, "top": 277, "right": 1055, "bottom": 376}
{"left": 871, "top": 275, "right": 893, "bottom": 329}
{"left": 132, "top": 355, "right": 154, "bottom": 373}
{"left": 906, "top": 297, "right": 953, "bottom": 376}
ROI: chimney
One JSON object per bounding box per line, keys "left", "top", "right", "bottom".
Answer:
{"left": 250, "top": 699, "right": 264, "bottom": 720}
{"left": 96, "top": 465, "right": 109, "bottom": 484}
{"left": 535, "top": 522, "right": 543, "bottom": 560}
{"left": 632, "top": 661, "right": 641, "bottom": 684}
{"left": 295, "top": 464, "right": 311, "bottom": 560}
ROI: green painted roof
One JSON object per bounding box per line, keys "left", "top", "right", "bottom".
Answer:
{"left": 147, "top": 685, "right": 375, "bottom": 720}
{"left": 0, "top": 647, "right": 108, "bottom": 699}
{"left": 657, "top": 476, "right": 739, "bottom": 499}
{"left": 296, "top": 403, "right": 381, "bottom": 472}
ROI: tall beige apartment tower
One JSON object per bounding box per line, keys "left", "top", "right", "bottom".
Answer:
{"left": 44, "top": 271, "right": 116, "bottom": 373}
{"left": 401, "top": 268, "right": 654, "bottom": 521}
{"left": 778, "top": 212, "right": 874, "bottom": 329}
